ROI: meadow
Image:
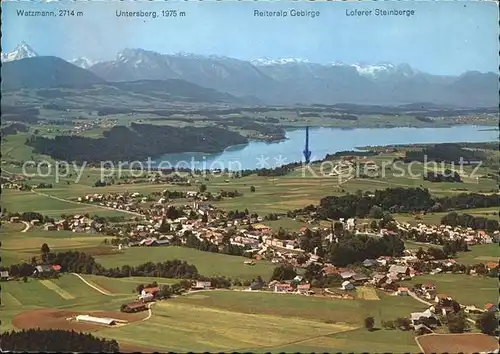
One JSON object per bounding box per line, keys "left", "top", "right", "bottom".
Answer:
{"left": 95, "top": 246, "right": 276, "bottom": 282}
{"left": 100, "top": 289, "right": 423, "bottom": 352}
{"left": 2, "top": 150, "right": 497, "bottom": 216}
{"left": 401, "top": 273, "right": 497, "bottom": 307}
{"left": 0, "top": 275, "right": 132, "bottom": 332}
{"left": 454, "top": 243, "right": 499, "bottom": 265}
{"left": 0, "top": 223, "right": 112, "bottom": 266}
{"left": 1, "top": 274, "right": 425, "bottom": 352}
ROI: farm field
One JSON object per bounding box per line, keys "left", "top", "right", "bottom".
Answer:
{"left": 454, "top": 243, "right": 499, "bottom": 265}
{"left": 0, "top": 275, "right": 131, "bottom": 332}
{"left": 2, "top": 188, "right": 132, "bottom": 218}
{"left": 416, "top": 333, "right": 499, "bottom": 354}
{"left": 1, "top": 275, "right": 424, "bottom": 352}
{"left": 3, "top": 152, "right": 498, "bottom": 215}
{"left": 95, "top": 246, "right": 276, "bottom": 282}
{"left": 401, "top": 273, "right": 497, "bottom": 307}
{"left": 0, "top": 227, "right": 111, "bottom": 266}
{"left": 172, "top": 289, "right": 424, "bottom": 325}
{"left": 261, "top": 328, "right": 419, "bottom": 353}
{"left": 81, "top": 274, "right": 182, "bottom": 295}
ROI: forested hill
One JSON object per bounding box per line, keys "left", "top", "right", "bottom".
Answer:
{"left": 26, "top": 123, "right": 248, "bottom": 163}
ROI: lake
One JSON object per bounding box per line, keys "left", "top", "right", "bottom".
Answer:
{"left": 155, "top": 125, "right": 498, "bottom": 171}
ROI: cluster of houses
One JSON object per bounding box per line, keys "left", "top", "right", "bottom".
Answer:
{"left": 10, "top": 214, "right": 105, "bottom": 233}
{"left": 406, "top": 282, "right": 499, "bottom": 334}
{"left": 399, "top": 222, "right": 497, "bottom": 245}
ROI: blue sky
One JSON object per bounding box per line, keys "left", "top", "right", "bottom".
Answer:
{"left": 2, "top": 1, "right": 498, "bottom": 75}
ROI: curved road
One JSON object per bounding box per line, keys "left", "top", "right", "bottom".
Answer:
{"left": 71, "top": 273, "right": 155, "bottom": 321}
{"left": 21, "top": 221, "right": 31, "bottom": 232}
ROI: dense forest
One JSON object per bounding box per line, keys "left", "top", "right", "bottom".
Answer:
{"left": 402, "top": 143, "right": 486, "bottom": 163}
{"left": 0, "top": 329, "right": 119, "bottom": 352}
{"left": 298, "top": 188, "right": 500, "bottom": 220}
{"left": 424, "top": 170, "right": 462, "bottom": 182}
{"left": 26, "top": 123, "right": 248, "bottom": 162}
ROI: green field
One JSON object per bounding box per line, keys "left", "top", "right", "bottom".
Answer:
{"left": 80, "top": 274, "right": 182, "bottom": 294}
{"left": 95, "top": 246, "right": 275, "bottom": 282}
{"left": 0, "top": 227, "right": 111, "bottom": 266}
{"left": 401, "top": 273, "right": 497, "bottom": 307}
{"left": 2, "top": 189, "right": 133, "bottom": 218}
{"left": 3, "top": 151, "right": 498, "bottom": 215}
{"left": 99, "top": 289, "right": 423, "bottom": 352}
{"left": 1, "top": 275, "right": 424, "bottom": 352}
{"left": 0, "top": 275, "right": 131, "bottom": 332}
{"left": 455, "top": 243, "right": 499, "bottom": 265}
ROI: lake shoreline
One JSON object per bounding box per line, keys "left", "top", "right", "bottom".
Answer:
{"left": 154, "top": 125, "right": 497, "bottom": 170}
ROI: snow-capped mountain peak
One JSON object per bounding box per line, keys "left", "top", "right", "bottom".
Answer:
{"left": 332, "top": 62, "right": 416, "bottom": 78}
{"left": 1, "top": 41, "right": 38, "bottom": 62}
{"left": 251, "top": 57, "right": 309, "bottom": 66}
{"left": 70, "top": 57, "right": 97, "bottom": 69}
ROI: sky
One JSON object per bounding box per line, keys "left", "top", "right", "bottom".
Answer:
{"left": 2, "top": 0, "right": 498, "bottom": 75}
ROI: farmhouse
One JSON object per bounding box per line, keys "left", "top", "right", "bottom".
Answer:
{"left": 397, "top": 287, "right": 409, "bottom": 296}
{"left": 410, "top": 309, "right": 439, "bottom": 327}
{"left": 191, "top": 280, "right": 212, "bottom": 290}
{"left": 121, "top": 302, "right": 148, "bottom": 313}
{"left": 33, "top": 265, "right": 55, "bottom": 278}
{"left": 274, "top": 282, "right": 292, "bottom": 293}
{"left": 296, "top": 283, "right": 311, "bottom": 295}
{"left": 484, "top": 303, "right": 499, "bottom": 312}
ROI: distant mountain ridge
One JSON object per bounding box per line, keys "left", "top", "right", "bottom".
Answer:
{"left": 1, "top": 56, "right": 250, "bottom": 105}
{"left": 89, "top": 48, "right": 498, "bottom": 107}
{"left": 2, "top": 42, "right": 498, "bottom": 107}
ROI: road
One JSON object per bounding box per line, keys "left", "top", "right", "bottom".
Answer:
{"left": 71, "top": 273, "right": 115, "bottom": 296}
{"left": 72, "top": 273, "right": 155, "bottom": 322}
{"left": 31, "top": 189, "right": 145, "bottom": 218}
{"left": 20, "top": 221, "right": 30, "bottom": 232}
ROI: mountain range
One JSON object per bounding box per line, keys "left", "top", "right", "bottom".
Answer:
{"left": 1, "top": 42, "right": 498, "bottom": 107}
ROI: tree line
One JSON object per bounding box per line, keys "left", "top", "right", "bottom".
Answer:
{"left": 424, "top": 170, "right": 462, "bottom": 183}
{"left": 0, "top": 329, "right": 119, "bottom": 352}
{"left": 402, "top": 143, "right": 486, "bottom": 163}
{"left": 299, "top": 188, "right": 499, "bottom": 220}
{"left": 440, "top": 211, "right": 499, "bottom": 232}
{"left": 0, "top": 250, "right": 231, "bottom": 288}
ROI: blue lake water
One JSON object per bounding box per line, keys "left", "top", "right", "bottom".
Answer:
{"left": 154, "top": 125, "right": 498, "bottom": 171}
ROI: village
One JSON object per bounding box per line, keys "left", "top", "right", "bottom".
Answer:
{"left": 3, "top": 184, "right": 499, "bottom": 336}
